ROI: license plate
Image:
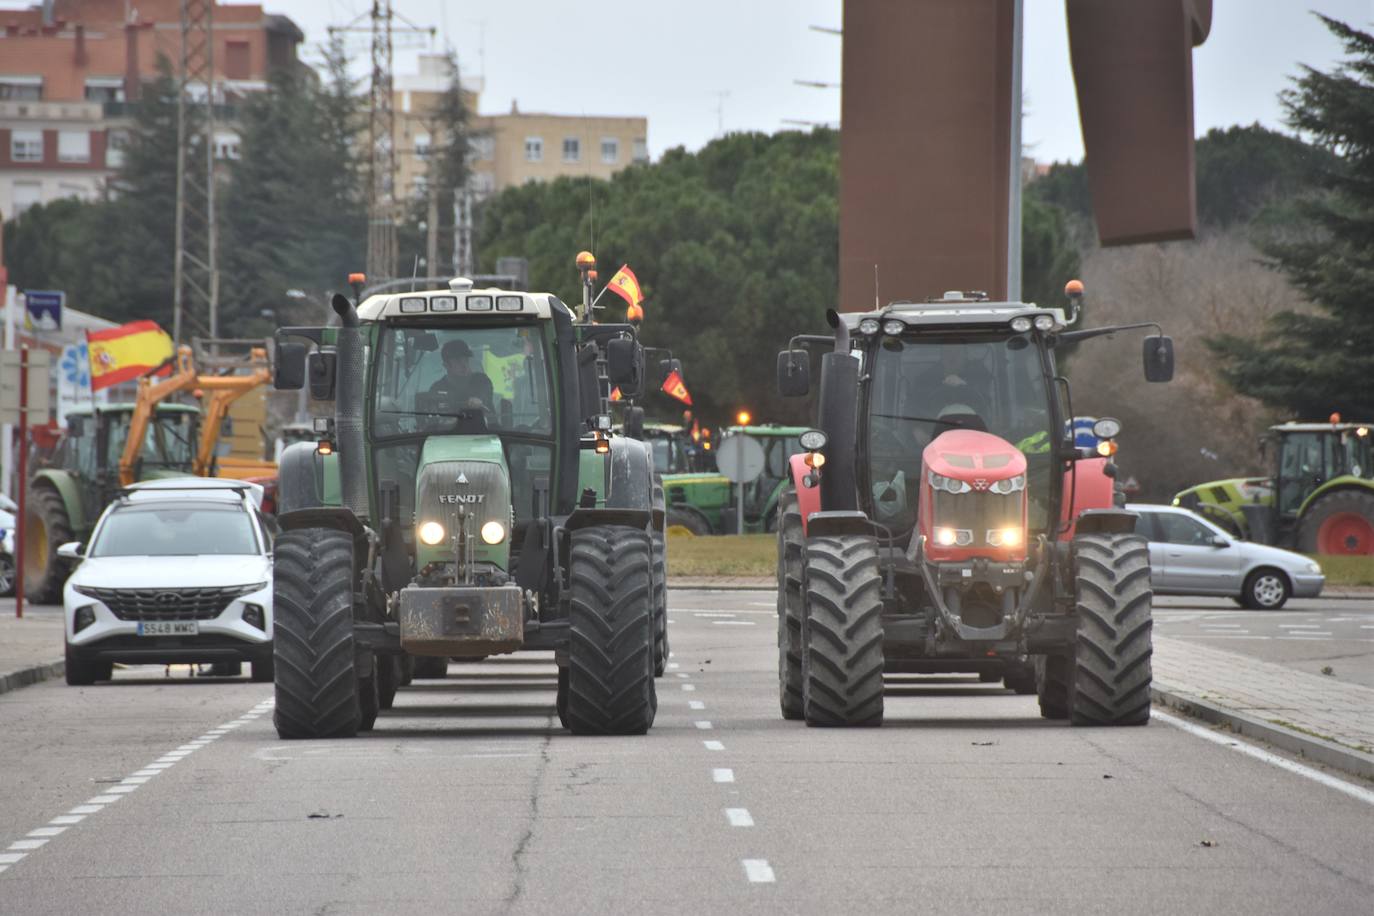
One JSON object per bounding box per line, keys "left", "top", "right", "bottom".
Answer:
{"left": 137, "top": 621, "right": 198, "bottom": 637}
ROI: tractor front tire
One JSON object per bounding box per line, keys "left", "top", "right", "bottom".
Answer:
{"left": 377, "top": 654, "right": 401, "bottom": 710}
{"left": 271, "top": 528, "right": 362, "bottom": 740}
{"left": 801, "top": 534, "right": 884, "bottom": 727}
{"left": 24, "top": 483, "right": 74, "bottom": 604}
{"left": 777, "top": 488, "right": 805, "bottom": 720}
{"left": 1036, "top": 655, "right": 1072, "bottom": 720}
{"left": 1298, "top": 489, "right": 1374, "bottom": 556}
{"left": 652, "top": 478, "right": 669, "bottom": 677}
{"left": 1070, "top": 534, "right": 1153, "bottom": 727}
{"left": 564, "top": 525, "right": 657, "bottom": 735}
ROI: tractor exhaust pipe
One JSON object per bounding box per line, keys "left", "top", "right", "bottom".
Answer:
{"left": 818, "top": 310, "right": 858, "bottom": 512}
{"left": 331, "top": 293, "right": 368, "bottom": 518}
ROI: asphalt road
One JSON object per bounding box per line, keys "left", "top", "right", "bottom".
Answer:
{"left": 1155, "top": 596, "right": 1374, "bottom": 689}
{"left": 1, "top": 588, "right": 1372, "bottom": 914}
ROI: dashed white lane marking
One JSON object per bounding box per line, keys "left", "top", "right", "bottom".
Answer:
{"left": 703, "top": 740, "right": 725, "bottom": 751}
{"left": 668, "top": 662, "right": 680, "bottom": 670}
{"left": 0, "top": 696, "right": 274, "bottom": 875}
{"left": 712, "top": 768, "right": 735, "bottom": 784}
{"left": 713, "top": 621, "right": 757, "bottom": 626}
{"left": 675, "top": 672, "right": 690, "bottom": 679}
{"left": 682, "top": 684, "right": 697, "bottom": 692}
{"left": 694, "top": 720, "right": 713, "bottom": 730}
{"left": 1361, "top": 625, "right": 1374, "bottom": 630}
{"left": 1153, "top": 710, "right": 1374, "bottom": 806}
{"left": 1200, "top": 624, "right": 1244, "bottom": 629}
{"left": 742, "top": 859, "right": 776, "bottom": 883}
{"left": 1280, "top": 624, "right": 1321, "bottom": 629}
{"left": 1193, "top": 635, "right": 1271, "bottom": 640}
{"left": 692, "top": 612, "right": 737, "bottom": 619}
{"left": 689, "top": 700, "right": 706, "bottom": 710}
{"left": 725, "top": 808, "right": 754, "bottom": 827}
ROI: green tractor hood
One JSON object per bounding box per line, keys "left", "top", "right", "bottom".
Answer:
{"left": 412, "top": 435, "right": 513, "bottom": 570}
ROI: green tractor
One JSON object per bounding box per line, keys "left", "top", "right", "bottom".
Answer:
{"left": 1174, "top": 420, "right": 1374, "bottom": 555}
{"left": 24, "top": 403, "right": 200, "bottom": 602}
{"left": 656, "top": 425, "right": 808, "bottom": 536}
{"left": 269, "top": 270, "right": 665, "bottom": 738}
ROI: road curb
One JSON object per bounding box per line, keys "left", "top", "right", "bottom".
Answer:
{"left": 1152, "top": 683, "right": 1374, "bottom": 782}
{"left": 0, "top": 658, "right": 65, "bottom": 697}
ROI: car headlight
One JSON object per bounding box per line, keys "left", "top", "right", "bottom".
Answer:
{"left": 480, "top": 521, "right": 506, "bottom": 545}
{"left": 990, "top": 475, "right": 1025, "bottom": 495}
{"left": 418, "top": 521, "right": 446, "bottom": 545}
{"left": 929, "top": 472, "right": 972, "bottom": 495}
{"left": 1306, "top": 561, "right": 1322, "bottom": 574}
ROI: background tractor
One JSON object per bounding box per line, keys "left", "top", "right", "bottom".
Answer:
{"left": 1174, "top": 420, "right": 1373, "bottom": 555}
{"left": 23, "top": 342, "right": 275, "bottom": 602}
{"left": 774, "top": 284, "right": 1173, "bottom": 727}
{"left": 268, "top": 264, "right": 665, "bottom": 739}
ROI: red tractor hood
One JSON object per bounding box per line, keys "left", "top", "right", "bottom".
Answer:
{"left": 922, "top": 429, "right": 1027, "bottom": 484}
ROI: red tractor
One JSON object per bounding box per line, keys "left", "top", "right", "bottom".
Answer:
{"left": 775, "top": 283, "right": 1173, "bottom": 727}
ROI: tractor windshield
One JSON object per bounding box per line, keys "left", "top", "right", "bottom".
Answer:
{"left": 372, "top": 325, "right": 553, "bottom": 438}
{"left": 106, "top": 411, "right": 197, "bottom": 470}
{"left": 865, "top": 333, "right": 1054, "bottom": 533}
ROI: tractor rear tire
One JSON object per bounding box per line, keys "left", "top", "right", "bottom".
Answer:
{"left": 24, "top": 483, "right": 74, "bottom": 605}
{"left": 1070, "top": 534, "right": 1153, "bottom": 727}
{"left": 1036, "top": 655, "right": 1072, "bottom": 720}
{"left": 377, "top": 654, "right": 401, "bottom": 710}
{"left": 1003, "top": 661, "right": 1037, "bottom": 695}
{"left": 652, "top": 478, "right": 669, "bottom": 677}
{"left": 801, "top": 534, "right": 884, "bottom": 727}
{"left": 357, "top": 653, "right": 379, "bottom": 732}
{"left": 398, "top": 654, "right": 415, "bottom": 686}
{"left": 271, "top": 528, "right": 361, "bottom": 740}
{"left": 1298, "top": 489, "right": 1374, "bottom": 556}
{"left": 556, "top": 666, "right": 571, "bottom": 729}
{"left": 564, "top": 525, "right": 657, "bottom": 735}
{"left": 776, "top": 488, "right": 805, "bottom": 720}
{"left": 412, "top": 656, "right": 448, "bottom": 679}
{"left": 666, "top": 507, "right": 712, "bottom": 537}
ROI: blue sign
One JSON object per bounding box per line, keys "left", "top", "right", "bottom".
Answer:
{"left": 24, "top": 289, "right": 64, "bottom": 331}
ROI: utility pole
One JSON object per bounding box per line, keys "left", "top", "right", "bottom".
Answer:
{"left": 173, "top": 0, "right": 219, "bottom": 345}
{"left": 453, "top": 185, "right": 474, "bottom": 276}
{"left": 331, "top": 3, "right": 433, "bottom": 285}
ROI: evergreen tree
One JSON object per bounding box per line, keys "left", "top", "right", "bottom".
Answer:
{"left": 1206, "top": 16, "right": 1374, "bottom": 417}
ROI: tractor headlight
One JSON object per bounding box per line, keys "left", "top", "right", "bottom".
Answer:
{"left": 883, "top": 319, "right": 905, "bottom": 336}
{"left": 989, "top": 475, "right": 1025, "bottom": 495}
{"left": 859, "top": 318, "right": 881, "bottom": 336}
{"left": 418, "top": 521, "right": 446, "bottom": 545}
{"left": 934, "top": 527, "right": 973, "bottom": 547}
{"left": 987, "top": 527, "right": 1022, "bottom": 548}
{"left": 1033, "top": 315, "right": 1055, "bottom": 331}
{"left": 1010, "top": 316, "right": 1032, "bottom": 333}
{"left": 929, "top": 472, "right": 972, "bottom": 495}
{"left": 480, "top": 521, "right": 506, "bottom": 545}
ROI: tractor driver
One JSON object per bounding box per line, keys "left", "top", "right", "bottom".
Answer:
{"left": 428, "top": 339, "right": 494, "bottom": 412}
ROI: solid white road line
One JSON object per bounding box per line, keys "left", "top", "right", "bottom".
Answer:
{"left": 713, "top": 768, "right": 735, "bottom": 783}
{"left": 725, "top": 808, "right": 754, "bottom": 827}
{"left": 742, "top": 859, "right": 776, "bottom": 883}
{"left": 1153, "top": 709, "right": 1374, "bottom": 807}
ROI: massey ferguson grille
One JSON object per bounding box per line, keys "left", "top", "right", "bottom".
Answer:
{"left": 77, "top": 586, "right": 252, "bottom": 621}
{"left": 932, "top": 490, "right": 1020, "bottom": 538}
{"left": 417, "top": 460, "right": 512, "bottom": 537}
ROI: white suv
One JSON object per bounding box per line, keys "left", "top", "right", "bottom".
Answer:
{"left": 62, "top": 479, "right": 275, "bottom": 685}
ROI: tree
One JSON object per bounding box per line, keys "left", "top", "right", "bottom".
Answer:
{"left": 1206, "top": 16, "right": 1374, "bottom": 418}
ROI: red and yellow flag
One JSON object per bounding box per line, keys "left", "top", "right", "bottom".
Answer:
{"left": 606, "top": 265, "right": 644, "bottom": 309}
{"left": 87, "top": 320, "right": 174, "bottom": 391}
{"left": 661, "top": 369, "right": 692, "bottom": 406}
{"left": 609, "top": 386, "right": 623, "bottom": 402}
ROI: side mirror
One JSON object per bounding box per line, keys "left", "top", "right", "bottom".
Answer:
{"left": 274, "top": 341, "right": 307, "bottom": 390}
{"left": 777, "top": 350, "right": 810, "bottom": 398}
{"left": 308, "top": 350, "right": 338, "bottom": 400}
{"left": 1143, "top": 335, "right": 1174, "bottom": 383}
{"left": 606, "top": 338, "right": 641, "bottom": 387}
{"left": 658, "top": 358, "right": 682, "bottom": 384}
{"left": 57, "top": 541, "right": 85, "bottom": 560}
{"left": 1210, "top": 535, "right": 1229, "bottom": 548}
{"left": 624, "top": 405, "right": 645, "bottom": 439}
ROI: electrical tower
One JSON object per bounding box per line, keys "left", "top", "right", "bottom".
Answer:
{"left": 173, "top": 0, "right": 219, "bottom": 344}
{"left": 331, "top": 3, "right": 433, "bottom": 284}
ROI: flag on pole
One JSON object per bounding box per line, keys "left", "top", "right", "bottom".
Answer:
{"left": 605, "top": 265, "right": 644, "bottom": 309}
{"left": 609, "top": 386, "right": 623, "bottom": 402}
{"left": 87, "top": 320, "right": 174, "bottom": 391}
{"left": 661, "top": 369, "right": 692, "bottom": 405}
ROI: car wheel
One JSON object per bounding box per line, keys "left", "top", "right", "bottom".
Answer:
{"left": 1241, "top": 568, "right": 1290, "bottom": 610}
{"left": 0, "top": 552, "right": 15, "bottom": 597}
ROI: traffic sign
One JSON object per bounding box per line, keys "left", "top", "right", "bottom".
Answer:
{"left": 1, "top": 349, "right": 51, "bottom": 424}
{"left": 716, "top": 432, "right": 765, "bottom": 484}
{"left": 23, "top": 290, "right": 64, "bottom": 331}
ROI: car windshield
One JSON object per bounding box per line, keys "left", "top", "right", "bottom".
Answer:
{"left": 373, "top": 325, "right": 553, "bottom": 439}
{"left": 91, "top": 502, "right": 259, "bottom": 557}
{"left": 866, "top": 334, "right": 1054, "bottom": 532}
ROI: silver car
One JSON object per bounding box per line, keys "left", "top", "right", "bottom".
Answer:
{"left": 1127, "top": 503, "right": 1324, "bottom": 609}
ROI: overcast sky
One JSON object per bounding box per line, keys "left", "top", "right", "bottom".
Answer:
{"left": 9, "top": 0, "right": 1372, "bottom": 161}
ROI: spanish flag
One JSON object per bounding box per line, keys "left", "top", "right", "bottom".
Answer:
{"left": 661, "top": 369, "right": 692, "bottom": 406}
{"left": 606, "top": 265, "right": 644, "bottom": 309}
{"left": 609, "top": 386, "right": 623, "bottom": 402}
{"left": 87, "top": 320, "right": 175, "bottom": 391}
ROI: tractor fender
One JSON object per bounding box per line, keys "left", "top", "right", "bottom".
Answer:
{"left": 276, "top": 441, "right": 326, "bottom": 515}
{"left": 1071, "top": 508, "right": 1138, "bottom": 537}
{"left": 1296, "top": 476, "right": 1374, "bottom": 517}
{"left": 604, "top": 436, "right": 656, "bottom": 524}
{"left": 805, "top": 510, "right": 876, "bottom": 539}
{"left": 29, "top": 469, "right": 86, "bottom": 534}
{"left": 788, "top": 453, "right": 822, "bottom": 536}
{"left": 1059, "top": 457, "right": 1116, "bottom": 540}
{"left": 277, "top": 506, "right": 369, "bottom": 543}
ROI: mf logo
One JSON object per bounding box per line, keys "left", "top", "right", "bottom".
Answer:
{"left": 439, "top": 494, "right": 484, "bottom": 504}
{"left": 972, "top": 479, "right": 990, "bottom": 491}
